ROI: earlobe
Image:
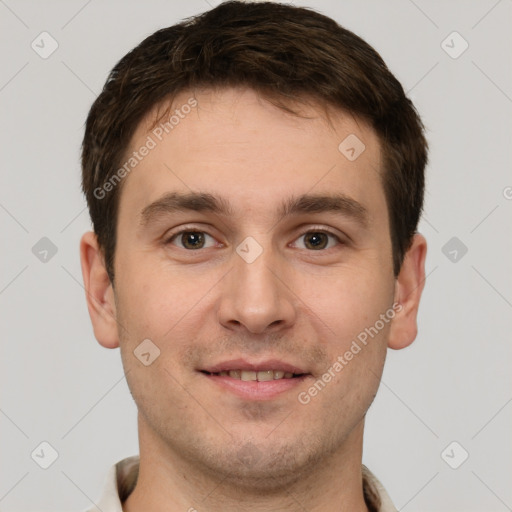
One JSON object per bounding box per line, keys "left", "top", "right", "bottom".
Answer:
{"left": 387, "top": 233, "right": 427, "bottom": 350}
{"left": 79, "top": 231, "right": 120, "bottom": 349}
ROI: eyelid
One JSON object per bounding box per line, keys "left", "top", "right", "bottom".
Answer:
{"left": 164, "top": 225, "right": 220, "bottom": 247}
{"left": 289, "top": 225, "right": 345, "bottom": 250}
{"left": 163, "top": 224, "right": 346, "bottom": 249}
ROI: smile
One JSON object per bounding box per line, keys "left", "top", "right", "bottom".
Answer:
{"left": 201, "top": 369, "right": 305, "bottom": 381}
{"left": 198, "top": 359, "right": 312, "bottom": 400}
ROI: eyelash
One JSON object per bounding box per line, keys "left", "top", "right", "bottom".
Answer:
{"left": 164, "top": 226, "right": 344, "bottom": 251}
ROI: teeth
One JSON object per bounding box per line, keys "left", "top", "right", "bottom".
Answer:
{"left": 216, "top": 370, "right": 299, "bottom": 381}
{"left": 257, "top": 370, "right": 274, "bottom": 381}
{"left": 241, "top": 370, "right": 257, "bottom": 381}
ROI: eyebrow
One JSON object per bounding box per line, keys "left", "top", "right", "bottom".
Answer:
{"left": 139, "top": 191, "right": 369, "bottom": 229}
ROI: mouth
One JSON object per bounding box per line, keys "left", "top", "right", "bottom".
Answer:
{"left": 198, "top": 359, "right": 312, "bottom": 400}
{"left": 200, "top": 369, "right": 306, "bottom": 381}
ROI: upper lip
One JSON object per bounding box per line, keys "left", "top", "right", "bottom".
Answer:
{"left": 200, "top": 358, "right": 308, "bottom": 374}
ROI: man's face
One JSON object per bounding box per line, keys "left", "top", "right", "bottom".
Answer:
{"left": 111, "top": 87, "right": 395, "bottom": 486}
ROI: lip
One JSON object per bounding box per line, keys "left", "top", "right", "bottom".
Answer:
{"left": 201, "top": 372, "right": 311, "bottom": 400}
{"left": 198, "top": 358, "right": 311, "bottom": 401}
{"left": 200, "top": 358, "right": 307, "bottom": 374}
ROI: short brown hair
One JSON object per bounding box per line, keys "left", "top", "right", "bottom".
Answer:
{"left": 81, "top": 0, "right": 427, "bottom": 283}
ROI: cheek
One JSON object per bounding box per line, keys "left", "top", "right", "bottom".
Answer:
{"left": 301, "top": 269, "right": 392, "bottom": 405}
{"left": 114, "top": 266, "right": 214, "bottom": 391}
{"left": 308, "top": 296, "right": 390, "bottom": 416}
{"left": 114, "top": 258, "right": 190, "bottom": 340}
{"left": 303, "top": 265, "right": 393, "bottom": 342}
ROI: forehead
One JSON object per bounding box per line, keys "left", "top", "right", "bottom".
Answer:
{"left": 118, "top": 87, "right": 385, "bottom": 226}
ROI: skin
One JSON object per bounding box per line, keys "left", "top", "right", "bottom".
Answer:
{"left": 80, "top": 86, "right": 427, "bottom": 512}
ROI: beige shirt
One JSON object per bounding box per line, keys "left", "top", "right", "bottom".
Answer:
{"left": 84, "top": 455, "right": 397, "bottom": 512}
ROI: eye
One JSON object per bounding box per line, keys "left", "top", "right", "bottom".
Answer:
{"left": 164, "top": 227, "right": 343, "bottom": 252}
{"left": 292, "top": 229, "right": 342, "bottom": 251}
{"left": 165, "top": 230, "right": 218, "bottom": 250}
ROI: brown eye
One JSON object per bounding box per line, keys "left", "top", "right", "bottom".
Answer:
{"left": 166, "top": 230, "right": 216, "bottom": 250}
{"left": 293, "top": 230, "right": 341, "bottom": 251}
{"left": 303, "top": 232, "right": 329, "bottom": 250}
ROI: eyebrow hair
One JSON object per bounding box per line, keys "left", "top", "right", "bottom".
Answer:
{"left": 139, "top": 191, "right": 369, "bottom": 228}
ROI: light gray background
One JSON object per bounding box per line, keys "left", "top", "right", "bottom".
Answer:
{"left": 1, "top": 0, "right": 511, "bottom": 510}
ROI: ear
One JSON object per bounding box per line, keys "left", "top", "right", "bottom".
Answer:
{"left": 388, "top": 233, "right": 427, "bottom": 350}
{"left": 79, "top": 231, "right": 120, "bottom": 349}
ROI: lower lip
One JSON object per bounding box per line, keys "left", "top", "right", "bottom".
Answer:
{"left": 201, "top": 373, "right": 310, "bottom": 400}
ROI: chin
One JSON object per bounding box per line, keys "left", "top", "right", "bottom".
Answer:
{"left": 194, "top": 437, "right": 329, "bottom": 493}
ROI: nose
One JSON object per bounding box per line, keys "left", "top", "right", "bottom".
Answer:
{"left": 217, "top": 239, "right": 297, "bottom": 335}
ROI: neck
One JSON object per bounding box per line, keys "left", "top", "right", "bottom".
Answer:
{"left": 123, "top": 414, "right": 369, "bottom": 512}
